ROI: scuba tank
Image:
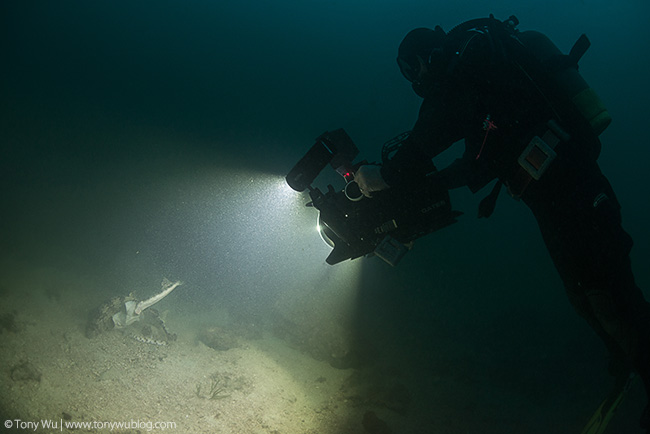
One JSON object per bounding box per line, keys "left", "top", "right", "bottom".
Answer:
{"left": 444, "top": 15, "right": 612, "bottom": 137}
{"left": 517, "top": 30, "right": 612, "bottom": 136}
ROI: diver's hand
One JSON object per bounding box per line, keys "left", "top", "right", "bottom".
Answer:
{"left": 354, "top": 165, "right": 389, "bottom": 198}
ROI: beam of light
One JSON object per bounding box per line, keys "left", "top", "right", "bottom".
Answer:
{"left": 151, "top": 160, "right": 364, "bottom": 311}
{"left": 187, "top": 164, "right": 365, "bottom": 358}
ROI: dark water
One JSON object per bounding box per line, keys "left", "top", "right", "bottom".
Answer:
{"left": 2, "top": 1, "right": 650, "bottom": 432}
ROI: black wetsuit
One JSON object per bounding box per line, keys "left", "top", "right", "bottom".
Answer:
{"left": 383, "top": 27, "right": 650, "bottom": 422}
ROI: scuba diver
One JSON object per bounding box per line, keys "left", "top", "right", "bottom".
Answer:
{"left": 355, "top": 15, "right": 650, "bottom": 432}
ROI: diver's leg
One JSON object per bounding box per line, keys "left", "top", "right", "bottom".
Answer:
{"left": 530, "top": 169, "right": 650, "bottom": 428}
{"left": 564, "top": 285, "right": 631, "bottom": 376}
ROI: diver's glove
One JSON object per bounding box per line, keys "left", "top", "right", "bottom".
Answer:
{"left": 354, "top": 165, "right": 390, "bottom": 198}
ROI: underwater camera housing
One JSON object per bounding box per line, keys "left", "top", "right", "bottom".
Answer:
{"left": 286, "top": 129, "right": 462, "bottom": 266}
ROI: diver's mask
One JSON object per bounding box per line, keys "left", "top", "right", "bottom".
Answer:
{"left": 397, "top": 51, "right": 444, "bottom": 98}
{"left": 397, "top": 26, "right": 447, "bottom": 98}
{"left": 397, "top": 55, "right": 422, "bottom": 84}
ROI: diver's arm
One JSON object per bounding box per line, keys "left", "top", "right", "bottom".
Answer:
{"left": 380, "top": 124, "right": 462, "bottom": 188}
{"left": 366, "top": 94, "right": 464, "bottom": 189}
{"left": 354, "top": 140, "right": 433, "bottom": 197}
{"left": 358, "top": 143, "right": 471, "bottom": 195}
{"left": 379, "top": 137, "right": 436, "bottom": 187}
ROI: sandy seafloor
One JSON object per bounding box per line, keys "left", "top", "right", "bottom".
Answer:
{"left": 0, "top": 263, "right": 357, "bottom": 434}
{"left": 0, "top": 252, "right": 647, "bottom": 434}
